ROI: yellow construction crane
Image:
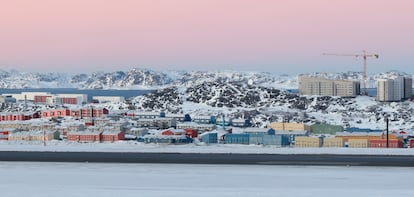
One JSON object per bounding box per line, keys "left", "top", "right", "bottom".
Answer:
{"left": 323, "top": 50, "right": 379, "bottom": 95}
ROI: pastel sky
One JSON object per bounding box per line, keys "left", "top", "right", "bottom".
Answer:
{"left": 0, "top": 0, "right": 413, "bottom": 74}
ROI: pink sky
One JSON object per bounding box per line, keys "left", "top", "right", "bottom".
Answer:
{"left": 0, "top": 0, "right": 413, "bottom": 74}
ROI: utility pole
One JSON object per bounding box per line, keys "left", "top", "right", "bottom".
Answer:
{"left": 386, "top": 118, "right": 389, "bottom": 148}
{"left": 43, "top": 124, "right": 46, "bottom": 146}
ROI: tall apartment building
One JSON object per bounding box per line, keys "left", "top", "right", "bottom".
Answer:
{"left": 298, "top": 76, "right": 360, "bottom": 97}
{"left": 404, "top": 77, "right": 413, "bottom": 99}
{"left": 377, "top": 76, "right": 412, "bottom": 101}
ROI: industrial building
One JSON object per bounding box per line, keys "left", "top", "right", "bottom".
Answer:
{"left": 348, "top": 139, "right": 369, "bottom": 148}
{"left": 323, "top": 137, "right": 344, "bottom": 147}
{"left": 200, "top": 132, "right": 218, "bottom": 144}
{"left": 248, "top": 134, "right": 290, "bottom": 146}
{"left": 0, "top": 95, "right": 16, "bottom": 103}
{"left": 92, "top": 96, "right": 125, "bottom": 103}
{"left": 224, "top": 133, "right": 250, "bottom": 145}
{"left": 242, "top": 128, "right": 275, "bottom": 135}
{"left": 2, "top": 92, "right": 88, "bottom": 105}
{"left": 294, "top": 136, "right": 323, "bottom": 148}
{"left": 4, "top": 92, "right": 50, "bottom": 101}
{"left": 298, "top": 76, "right": 360, "bottom": 97}
{"left": 49, "top": 94, "right": 88, "bottom": 105}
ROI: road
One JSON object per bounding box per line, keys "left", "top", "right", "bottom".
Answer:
{"left": 1, "top": 151, "right": 414, "bottom": 166}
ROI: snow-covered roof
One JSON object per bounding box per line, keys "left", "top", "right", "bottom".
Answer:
{"left": 67, "top": 131, "right": 102, "bottom": 135}
{"left": 275, "top": 130, "right": 308, "bottom": 135}
{"left": 162, "top": 129, "right": 185, "bottom": 134}
{"left": 335, "top": 132, "right": 384, "bottom": 137}
{"left": 242, "top": 128, "right": 271, "bottom": 133}
{"left": 129, "top": 127, "right": 148, "bottom": 131}
{"left": 9, "top": 130, "right": 56, "bottom": 136}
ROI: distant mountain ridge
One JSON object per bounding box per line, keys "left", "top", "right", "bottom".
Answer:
{"left": 0, "top": 68, "right": 411, "bottom": 89}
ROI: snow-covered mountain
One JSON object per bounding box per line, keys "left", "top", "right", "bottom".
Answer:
{"left": 0, "top": 70, "right": 74, "bottom": 89}
{"left": 0, "top": 68, "right": 411, "bottom": 90}
{"left": 0, "top": 69, "right": 298, "bottom": 89}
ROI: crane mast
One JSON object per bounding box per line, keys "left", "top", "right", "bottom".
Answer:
{"left": 323, "top": 50, "right": 379, "bottom": 95}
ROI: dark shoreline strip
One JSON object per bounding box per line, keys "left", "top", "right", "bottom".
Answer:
{"left": 1, "top": 151, "right": 414, "bottom": 167}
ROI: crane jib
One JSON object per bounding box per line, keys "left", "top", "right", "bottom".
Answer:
{"left": 322, "top": 51, "right": 379, "bottom": 96}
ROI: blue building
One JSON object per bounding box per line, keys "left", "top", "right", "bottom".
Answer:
{"left": 201, "top": 132, "right": 218, "bottom": 144}
{"left": 248, "top": 134, "right": 290, "bottom": 146}
{"left": 224, "top": 133, "right": 249, "bottom": 145}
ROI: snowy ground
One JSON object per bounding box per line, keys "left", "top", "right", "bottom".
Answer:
{"left": 0, "top": 162, "right": 412, "bottom": 197}
{"left": 2, "top": 140, "right": 414, "bottom": 155}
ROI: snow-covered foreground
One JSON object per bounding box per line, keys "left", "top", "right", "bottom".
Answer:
{"left": 0, "top": 162, "right": 412, "bottom": 197}
{"left": 2, "top": 140, "right": 414, "bottom": 155}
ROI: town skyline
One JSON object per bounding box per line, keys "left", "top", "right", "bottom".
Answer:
{"left": 0, "top": 0, "right": 413, "bottom": 74}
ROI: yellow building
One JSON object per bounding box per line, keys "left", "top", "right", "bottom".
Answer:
{"left": 8, "top": 131, "right": 58, "bottom": 141}
{"left": 323, "top": 138, "right": 344, "bottom": 148}
{"left": 348, "top": 139, "right": 369, "bottom": 148}
{"left": 269, "top": 122, "right": 312, "bottom": 132}
{"left": 295, "top": 136, "right": 322, "bottom": 148}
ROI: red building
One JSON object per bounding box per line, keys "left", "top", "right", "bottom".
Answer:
{"left": 161, "top": 129, "right": 186, "bottom": 136}
{"left": 369, "top": 139, "right": 403, "bottom": 148}
{"left": 67, "top": 131, "right": 102, "bottom": 142}
{"left": 61, "top": 97, "right": 78, "bottom": 105}
{"left": 70, "top": 110, "right": 81, "bottom": 117}
{"left": 0, "top": 112, "right": 39, "bottom": 121}
{"left": 70, "top": 107, "right": 109, "bottom": 118}
{"left": 102, "top": 131, "right": 125, "bottom": 142}
{"left": 41, "top": 109, "right": 71, "bottom": 118}
{"left": 410, "top": 139, "right": 414, "bottom": 148}
{"left": 34, "top": 95, "right": 52, "bottom": 104}
{"left": 184, "top": 128, "right": 198, "bottom": 138}
{"left": 0, "top": 131, "right": 9, "bottom": 140}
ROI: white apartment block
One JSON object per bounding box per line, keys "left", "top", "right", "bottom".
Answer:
{"left": 298, "top": 76, "right": 360, "bottom": 97}
{"left": 377, "top": 76, "right": 412, "bottom": 102}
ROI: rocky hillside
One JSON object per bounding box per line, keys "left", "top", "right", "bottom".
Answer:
{"left": 129, "top": 79, "right": 414, "bottom": 130}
